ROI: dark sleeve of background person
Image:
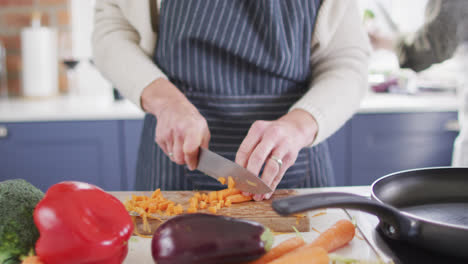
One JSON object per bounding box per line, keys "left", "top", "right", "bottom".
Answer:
{"left": 396, "top": 0, "right": 468, "bottom": 72}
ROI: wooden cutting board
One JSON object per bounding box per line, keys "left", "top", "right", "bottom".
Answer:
{"left": 115, "top": 189, "right": 309, "bottom": 235}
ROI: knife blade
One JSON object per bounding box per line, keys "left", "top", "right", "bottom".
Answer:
{"left": 197, "top": 148, "right": 273, "bottom": 194}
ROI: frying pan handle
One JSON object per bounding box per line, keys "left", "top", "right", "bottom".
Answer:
{"left": 272, "top": 192, "right": 420, "bottom": 240}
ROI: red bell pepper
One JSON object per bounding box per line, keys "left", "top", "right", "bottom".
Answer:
{"left": 33, "top": 182, "right": 133, "bottom": 264}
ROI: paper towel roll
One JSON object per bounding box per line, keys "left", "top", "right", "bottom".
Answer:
{"left": 21, "top": 27, "right": 58, "bottom": 97}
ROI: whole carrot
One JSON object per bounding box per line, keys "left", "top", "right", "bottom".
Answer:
{"left": 248, "top": 237, "right": 306, "bottom": 264}
{"left": 267, "top": 246, "right": 329, "bottom": 264}
{"left": 225, "top": 193, "right": 253, "bottom": 203}
{"left": 253, "top": 219, "right": 355, "bottom": 264}
{"left": 308, "top": 219, "right": 355, "bottom": 252}
{"left": 217, "top": 188, "right": 241, "bottom": 200}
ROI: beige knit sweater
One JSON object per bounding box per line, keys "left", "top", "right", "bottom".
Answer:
{"left": 92, "top": 0, "right": 370, "bottom": 145}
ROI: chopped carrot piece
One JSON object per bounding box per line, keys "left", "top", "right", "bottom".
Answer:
{"left": 151, "top": 189, "right": 161, "bottom": 198}
{"left": 125, "top": 189, "right": 180, "bottom": 233}
{"left": 210, "top": 200, "right": 218, "bottom": 206}
{"left": 166, "top": 203, "right": 174, "bottom": 214}
{"left": 187, "top": 207, "right": 198, "bottom": 213}
{"left": 194, "top": 192, "right": 201, "bottom": 199}
{"left": 189, "top": 197, "right": 198, "bottom": 209}
{"left": 139, "top": 200, "right": 152, "bottom": 210}
{"left": 226, "top": 194, "right": 252, "bottom": 204}
{"left": 216, "top": 189, "right": 227, "bottom": 200}
{"left": 201, "top": 193, "right": 208, "bottom": 202}
{"left": 199, "top": 201, "right": 207, "bottom": 209}
{"left": 228, "top": 176, "right": 235, "bottom": 189}
{"left": 217, "top": 191, "right": 224, "bottom": 202}
{"left": 225, "top": 199, "right": 232, "bottom": 207}
{"left": 208, "top": 191, "right": 217, "bottom": 202}
{"left": 218, "top": 177, "right": 226, "bottom": 185}
{"left": 132, "top": 194, "right": 144, "bottom": 201}
{"left": 140, "top": 196, "right": 150, "bottom": 201}
{"left": 174, "top": 204, "right": 184, "bottom": 215}
{"left": 158, "top": 201, "right": 171, "bottom": 210}
{"left": 148, "top": 204, "right": 158, "bottom": 213}
{"left": 218, "top": 188, "right": 241, "bottom": 200}
{"left": 228, "top": 188, "right": 242, "bottom": 196}
{"left": 219, "top": 200, "right": 225, "bottom": 208}
{"left": 208, "top": 206, "right": 217, "bottom": 214}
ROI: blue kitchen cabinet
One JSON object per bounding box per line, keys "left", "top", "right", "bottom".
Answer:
{"left": 0, "top": 121, "right": 123, "bottom": 192}
{"left": 122, "top": 120, "right": 144, "bottom": 190}
{"left": 350, "top": 112, "right": 458, "bottom": 185}
{"left": 327, "top": 121, "right": 351, "bottom": 186}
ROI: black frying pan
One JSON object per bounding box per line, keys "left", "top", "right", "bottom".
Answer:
{"left": 272, "top": 167, "right": 468, "bottom": 258}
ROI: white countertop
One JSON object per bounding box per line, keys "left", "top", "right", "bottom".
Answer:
{"left": 118, "top": 186, "right": 395, "bottom": 264}
{"left": 359, "top": 92, "right": 459, "bottom": 114}
{"left": 0, "top": 92, "right": 459, "bottom": 122}
{"left": 0, "top": 96, "right": 145, "bottom": 122}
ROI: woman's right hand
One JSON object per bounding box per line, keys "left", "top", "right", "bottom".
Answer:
{"left": 141, "top": 78, "right": 210, "bottom": 170}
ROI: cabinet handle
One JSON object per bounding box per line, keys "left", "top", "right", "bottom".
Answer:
{"left": 444, "top": 120, "right": 460, "bottom": 132}
{"left": 0, "top": 126, "right": 7, "bottom": 138}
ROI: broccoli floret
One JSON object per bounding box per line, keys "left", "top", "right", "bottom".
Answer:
{"left": 0, "top": 179, "right": 44, "bottom": 264}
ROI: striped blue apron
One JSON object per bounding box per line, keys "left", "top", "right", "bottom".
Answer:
{"left": 136, "top": 0, "right": 335, "bottom": 191}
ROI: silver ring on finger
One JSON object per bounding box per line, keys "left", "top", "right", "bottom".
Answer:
{"left": 270, "top": 155, "right": 283, "bottom": 168}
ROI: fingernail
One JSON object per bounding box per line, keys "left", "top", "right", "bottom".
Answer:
{"left": 265, "top": 193, "right": 272, "bottom": 200}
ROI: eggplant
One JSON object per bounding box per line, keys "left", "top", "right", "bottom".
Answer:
{"left": 151, "top": 213, "right": 273, "bottom": 264}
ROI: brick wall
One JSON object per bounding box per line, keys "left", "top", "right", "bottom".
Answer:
{"left": 0, "top": 0, "right": 70, "bottom": 96}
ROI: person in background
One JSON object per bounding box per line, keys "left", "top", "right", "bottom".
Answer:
{"left": 92, "top": 0, "right": 370, "bottom": 199}
{"left": 369, "top": 0, "right": 468, "bottom": 167}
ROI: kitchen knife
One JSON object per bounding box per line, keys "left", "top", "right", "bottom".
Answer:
{"left": 197, "top": 148, "right": 273, "bottom": 194}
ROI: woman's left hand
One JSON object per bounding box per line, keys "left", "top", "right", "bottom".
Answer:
{"left": 235, "top": 109, "right": 319, "bottom": 201}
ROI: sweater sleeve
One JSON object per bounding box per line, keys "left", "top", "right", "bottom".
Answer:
{"left": 290, "top": 0, "right": 371, "bottom": 146}
{"left": 396, "top": 0, "right": 462, "bottom": 72}
{"left": 92, "top": 0, "right": 167, "bottom": 109}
